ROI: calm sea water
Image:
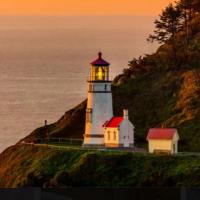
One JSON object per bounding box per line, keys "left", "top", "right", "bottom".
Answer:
{"left": 0, "top": 16, "right": 157, "bottom": 152}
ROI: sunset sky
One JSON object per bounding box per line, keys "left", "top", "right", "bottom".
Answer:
{"left": 1, "top": 0, "right": 174, "bottom": 15}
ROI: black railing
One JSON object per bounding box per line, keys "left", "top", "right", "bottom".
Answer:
{"left": 35, "top": 138, "right": 83, "bottom": 146}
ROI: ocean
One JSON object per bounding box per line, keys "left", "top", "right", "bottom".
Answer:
{"left": 0, "top": 16, "right": 157, "bottom": 152}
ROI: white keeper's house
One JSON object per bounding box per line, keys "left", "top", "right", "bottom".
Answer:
{"left": 83, "top": 52, "right": 134, "bottom": 148}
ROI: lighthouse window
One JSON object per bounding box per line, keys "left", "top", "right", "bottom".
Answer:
{"left": 86, "top": 109, "right": 92, "bottom": 123}
{"left": 96, "top": 67, "right": 106, "bottom": 81}
{"left": 105, "top": 67, "right": 108, "bottom": 80}
{"left": 97, "top": 67, "right": 103, "bottom": 80}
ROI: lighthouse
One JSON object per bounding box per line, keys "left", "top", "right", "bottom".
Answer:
{"left": 83, "top": 52, "right": 113, "bottom": 146}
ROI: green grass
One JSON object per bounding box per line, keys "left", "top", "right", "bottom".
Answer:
{"left": 1, "top": 145, "right": 200, "bottom": 187}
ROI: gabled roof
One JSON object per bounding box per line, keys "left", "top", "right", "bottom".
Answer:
{"left": 91, "top": 52, "right": 110, "bottom": 66}
{"left": 103, "top": 117, "right": 124, "bottom": 128}
{"left": 147, "top": 128, "right": 178, "bottom": 140}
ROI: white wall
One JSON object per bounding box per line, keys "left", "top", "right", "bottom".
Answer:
{"left": 119, "top": 119, "right": 134, "bottom": 147}
{"left": 148, "top": 133, "right": 179, "bottom": 154}
{"left": 104, "top": 127, "right": 119, "bottom": 147}
{"left": 84, "top": 82, "right": 113, "bottom": 145}
{"left": 148, "top": 140, "right": 172, "bottom": 153}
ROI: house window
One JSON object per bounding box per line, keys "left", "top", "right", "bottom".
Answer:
{"left": 86, "top": 109, "right": 92, "bottom": 123}
{"left": 124, "top": 136, "right": 126, "bottom": 139}
{"left": 113, "top": 131, "right": 116, "bottom": 140}
{"left": 173, "top": 144, "right": 176, "bottom": 153}
{"left": 107, "top": 131, "right": 110, "bottom": 140}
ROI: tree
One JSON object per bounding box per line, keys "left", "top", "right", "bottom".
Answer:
{"left": 192, "top": 0, "right": 200, "bottom": 13}
{"left": 177, "top": 0, "right": 194, "bottom": 42}
{"left": 147, "top": 3, "right": 182, "bottom": 45}
{"left": 147, "top": 3, "right": 183, "bottom": 64}
{"left": 177, "top": 0, "right": 200, "bottom": 39}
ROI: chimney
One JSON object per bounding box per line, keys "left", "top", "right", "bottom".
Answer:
{"left": 123, "top": 109, "right": 129, "bottom": 120}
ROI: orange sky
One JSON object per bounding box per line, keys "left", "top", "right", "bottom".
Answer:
{"left": 0, "top": 0, "right": 174, "bottom": 15}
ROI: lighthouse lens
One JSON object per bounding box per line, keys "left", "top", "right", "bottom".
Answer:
{"left": 97, "top": 67, "right": 103, "bottom": 80}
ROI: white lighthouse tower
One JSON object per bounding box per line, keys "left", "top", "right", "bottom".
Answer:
{"left": 83, "top": 52, "right": 113, "bottom": 146}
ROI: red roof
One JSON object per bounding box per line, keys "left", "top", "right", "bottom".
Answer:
{"left": 91, "top": 52, "right": 110, "bottom": 66}
{"left": 147, "top": 128, "right": 177, "bottom": 140}
{"left": 103, "top": 117, "right": 124, "bottom": 128}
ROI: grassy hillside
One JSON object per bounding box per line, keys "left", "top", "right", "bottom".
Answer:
{"left": 1, "top": 145, "right": 200, "bottom": 188}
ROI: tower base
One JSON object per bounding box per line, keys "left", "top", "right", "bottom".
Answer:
{"left": 83, "top": 134, "right": 105, "bottom": 146}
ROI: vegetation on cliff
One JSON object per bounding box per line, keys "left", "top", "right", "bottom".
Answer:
{"left": 1, "top": 145, "right": 200, "bottom": 188}
{"left": 112, "top": 0, "right": 200, "bottom": 151}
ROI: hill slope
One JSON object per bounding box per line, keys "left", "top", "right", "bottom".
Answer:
{"left": 1, "top": 144, "right": 200, "bottom": 188}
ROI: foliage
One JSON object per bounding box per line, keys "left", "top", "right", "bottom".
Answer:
{"left": 2, "top": 145, "right": 200, "bottom": 187}
{"left": 148, "top": 3, "right": 182, "bottom": 45}
{"left": 112, "top": 11, "right": 200, "bottom": 150}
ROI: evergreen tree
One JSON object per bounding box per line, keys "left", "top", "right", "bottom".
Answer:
{"left": 148, "top": 3, "right": 182, "bottom": 44}
{"left": 177, "top": 0, "right": 194, "bottom": 42}
{"left": 193, "top": 0, "right": 200, "bottom": 13}
{"left": 147, "top": 3, "right": 182, "bottom": 57}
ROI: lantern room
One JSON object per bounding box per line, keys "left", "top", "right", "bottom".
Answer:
{"left": 90, "top": 52, "right": 110, "bottom": 81}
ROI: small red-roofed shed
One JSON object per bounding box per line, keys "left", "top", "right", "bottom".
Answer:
{"left": 147, "top": 128, "right": 180, "bottom": 154}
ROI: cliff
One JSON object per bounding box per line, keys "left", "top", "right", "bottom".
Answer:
{"left": 1, "top": 7, "right": 200, "bottom": 188}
